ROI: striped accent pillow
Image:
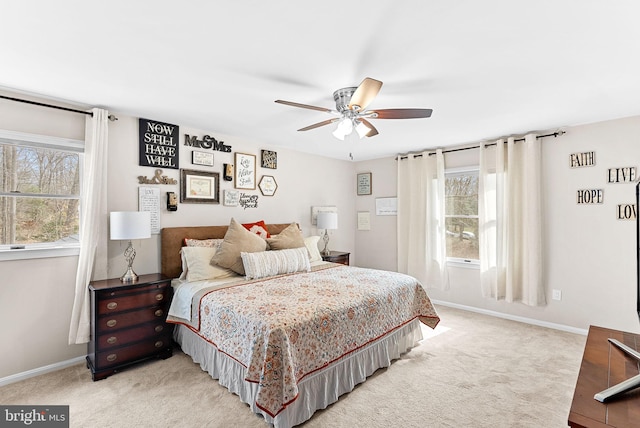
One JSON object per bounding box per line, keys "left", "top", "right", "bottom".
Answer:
{"left": 241, "top": 247, "right": 310, "bottom": 280}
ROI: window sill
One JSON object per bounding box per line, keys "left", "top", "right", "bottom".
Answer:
{"left": 0, "top": 246, "right": 80, "bottom": 261}
{"left": 447, "top": 259, "right": 480, "bottom": 269}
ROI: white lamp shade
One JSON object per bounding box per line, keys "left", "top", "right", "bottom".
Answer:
{"left": 110, "top": 211, "right": 151, "bottom": 240}
{"left": 317, "top": 211, "right": 338, "bottom": 230}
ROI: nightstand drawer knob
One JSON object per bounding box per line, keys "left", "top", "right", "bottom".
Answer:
{"left": 155, "top": 340, "right": 164, "bottom": 348}
{"left": 107, "top": 336, "right": 117, "bottom": 345}
{"left": 106, "top": 354, "right": 117, "bottom": 362}
{"left": 155, "top": 293, "right": 164, "bottom": 301}
{"left": 154, "top": 325, "right": 164, "bottom": 333}
{"left": 154, "top": 309, "right": 164, "bottom": 317}
{"left": 106, "top": 319, "right": 117, "bottom": 328}
{"left": 106, "top": 302, "right": 118, "bottom": 310}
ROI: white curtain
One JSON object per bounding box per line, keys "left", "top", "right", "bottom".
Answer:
{"left": 397, "top": 149, "right": 448, "bottom": 289}
{"left": 69, "top": 108, "right": 109, "bottom": 344}
{"left": 479, "top": 134, "right": 545, "bottom": 305}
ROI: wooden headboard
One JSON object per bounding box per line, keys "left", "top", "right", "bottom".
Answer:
{"left": 160, "top": 223, "right": 293, "bottom": 279}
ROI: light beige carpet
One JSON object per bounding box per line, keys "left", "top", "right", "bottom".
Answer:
{"left": 0, "top": 305, "right": 585, "bottom": 427}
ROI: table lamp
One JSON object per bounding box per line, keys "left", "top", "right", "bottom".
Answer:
{"left": 110, "top": 211, "right": 151, "bottom": 282}
{"left": 317, "top": 211, "right": 338, "bottom": 256}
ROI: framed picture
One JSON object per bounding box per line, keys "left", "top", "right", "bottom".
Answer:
{"left": 192, "top": 151, "right": 214, "bottom": 166}
{"left": 357, "top": 172, "right": 372, "bottom": 195}
{"left": 223, "top": 189, "right": 240, "bottom": 207}
{"left": 180, "top": 169, "right": 220, "bottom": 203}
{"left": 259, "top": 175, "right": 278, "bottom": 196}
{"left": 234, "top": 152, "right": 256, "bottom": 189}
{"left": 261, "top": 150, "right": 277, "bottom": 169}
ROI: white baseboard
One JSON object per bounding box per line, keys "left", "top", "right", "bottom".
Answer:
{"left": 0, "top": 356, "right": 86, "bottom": 387}
{"left": 432, "top": 299, "right": 589, "bottom": 336}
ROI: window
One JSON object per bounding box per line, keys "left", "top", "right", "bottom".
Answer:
{"left": 445, "top": 167, "right": 479, "bottom": 264}
{"left": 0, "top": 130, "right": 83, "bottom": 257}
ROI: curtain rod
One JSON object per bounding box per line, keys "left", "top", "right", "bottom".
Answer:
{"left": 0, "top": 94, "right": 119, "bottom": 121}
{"left": 397, "top": 130, "right": 565, "bottom": 160}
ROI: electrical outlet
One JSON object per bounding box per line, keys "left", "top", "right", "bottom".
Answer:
{"left": 552, "top": 289, "right": 562, "bottom": 301}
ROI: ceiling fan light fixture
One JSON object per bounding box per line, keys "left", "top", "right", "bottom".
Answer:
{"left": 355, "top": 120, "right": 371, "bottom": 138}
{"left": 332, "top": 117, "right": 353, "bottom": 140}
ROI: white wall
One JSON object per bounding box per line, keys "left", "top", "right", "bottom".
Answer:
{"left": 0, "top": 91, "right": 356, "bottom": 379}
{"left": 355, "top": 116, "right": 640, "bottom": 334}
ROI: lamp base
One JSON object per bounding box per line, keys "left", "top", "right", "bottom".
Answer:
{"left": 322, "top": 230, "right": 330, "bottom": 256}
{"left": 120, "top": 267, "right": 139, "bottom": 283}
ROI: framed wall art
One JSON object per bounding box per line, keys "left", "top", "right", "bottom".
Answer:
{"left": 223, "top": 189, "right": 240, "bottom": 207}
{"left": 259, "top": 175, "right": 278, "bottom": 196}
{"left": 191, "top": 151, "right": 214, "bottom": 166}
{"left": 180, "top": 169, "right": 220, "bottom": 203}
{"left": 261, "top": 150, "right": 277, "bottom": 169}
{"left": 234, "top": 152, "right": 256, "bottom": 189}
{"left": 357, "top": 172, "right": 372, "bottom": 195}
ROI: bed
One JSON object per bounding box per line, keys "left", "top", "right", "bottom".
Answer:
{"left": 161, "top": 220, "right": 439, "bottom": 427}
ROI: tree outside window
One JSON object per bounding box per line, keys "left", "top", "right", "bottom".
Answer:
{"left": 1, "top": 142, "right": 80, "bottom": 247}
{"left": 445, "top": 169, "right": 479, "bottom": 262}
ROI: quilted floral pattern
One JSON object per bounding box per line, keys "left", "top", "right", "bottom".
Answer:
{"left": 182, "top": 265, "right": 439, "bottom": 417}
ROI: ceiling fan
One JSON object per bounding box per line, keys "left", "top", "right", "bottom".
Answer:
{"left": 275, "top": 77, "right": 432, "bottom": 140}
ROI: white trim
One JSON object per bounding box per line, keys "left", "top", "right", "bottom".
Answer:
{"left": 0, "top": 246, "right": 80, "bottom": 261}
{"left": 0, "top": 356, "right": 86, "bottom": 387}
{"left": 447, "top": 259, "right": 480, "bottom": 269}
{"left": 431, "top": 299, "right": 589, "bottom": 336}
{"left": 0, "top": 129, "right": 84, "bottom": 152}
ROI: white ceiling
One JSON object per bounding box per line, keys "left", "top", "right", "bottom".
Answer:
{"left": 2, "top": 1, "right": 640, "bottom": 161}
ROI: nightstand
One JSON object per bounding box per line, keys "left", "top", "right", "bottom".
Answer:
{"left": 321, "top": 251, "right": 350, "bottom": 266}
{"left": 86, "top": 273, "right": 174, "bottom": 381}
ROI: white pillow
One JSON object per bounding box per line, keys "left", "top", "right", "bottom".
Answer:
{"left": 181, "top": 246, "right": 236, "bottom": 282}
{"left": 241, "top": 247, "right": 311, "bottom": 280}
{"left": 304, "top": 235, "right": 322, "bottom": 262}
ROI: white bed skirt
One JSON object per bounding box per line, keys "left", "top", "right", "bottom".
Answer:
{"left": 174, "top": 319, "right": 424, "bottom": 428}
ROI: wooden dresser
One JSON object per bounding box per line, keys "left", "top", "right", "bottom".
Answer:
{"left": 321, "top": 251, "right": 350, "bottom": 266}
{"left": 86, "top": 273, "right": 174, "bottom": 381}
{"left": 568, "top": 325, "right": 640, "bottom": 427}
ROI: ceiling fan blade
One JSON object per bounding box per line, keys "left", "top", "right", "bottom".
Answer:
{"left": 275, "top": 99, "right": 333, "bottom": 113}
{"left": 360, "top": 119, "right": 379, "bottom": 137}
{"left": 348, "top": 77, "right": 383, "bottom": 111}
{"left": 298, "top": 118, "right": 339, "bottom": 132}
{"left": 371, "top": 108, "right": 433, "bottom": 119}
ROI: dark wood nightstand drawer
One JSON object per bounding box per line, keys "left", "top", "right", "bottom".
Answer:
{"left": 322, "top": 251, "right": 350, "bottom": 266}
{"left": 96, "top": 285, "right": 169, "bottom": 315}
{"left": 96, "top": 306, "right": 168, "bottom": 333}
{"left": 97, "top": 322, "right": 170, "bottom": 350}
{"left": 95, "top": 337, "right": 172, "bottom": 369}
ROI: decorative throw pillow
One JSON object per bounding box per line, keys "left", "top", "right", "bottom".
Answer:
{"left": 241, "top": 247, "right": 311, "bottom": 280}
{"left": 211, "top": 218, "right": 268, "bottom": 275}
{"left": 242, "top": 220, "right": 270, "bottom": 238}
{"left": 304, "top": 235, "right": 323, "bottom": 262}
{"left": 180, "top": 246, "right": 236, "bottom": 281}
{"left": 184, "top": 238, "right": 224, "bottom": 248}
{"left": 266, "top": 222, "right": 304, "bottom": 250}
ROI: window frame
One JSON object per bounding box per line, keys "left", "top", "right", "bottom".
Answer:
{"left": 444, "top": 166, "right": 480, "bottom": 268}
{"left": 0, "top": 129, "right": 84, "bottom": 260}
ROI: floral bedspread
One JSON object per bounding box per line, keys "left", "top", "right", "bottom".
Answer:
{"left": 170, "top": 264, "right": 439, "bottom": 417}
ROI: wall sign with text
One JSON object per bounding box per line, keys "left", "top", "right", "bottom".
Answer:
{"left": 357, "top": 172, "right": 372, "bottom": 195}
{"left": 139, "top": 118, "right": 179, "bottom": 169}
{"left": 576, "top": 189, "right": 604, "bottom": 204}
{"left": 607, "top": 167, "right": 636, "bottom": 183}
{"left": 184, "top": 134, "right": 232, "bottom": 152}
{"left": 569, "top": 151, "right": 595, "bottom": 168}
